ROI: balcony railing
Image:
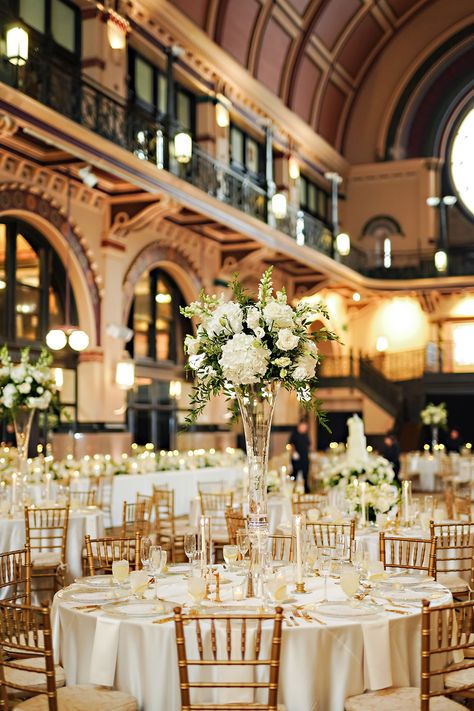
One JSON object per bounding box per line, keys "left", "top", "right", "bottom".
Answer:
{"left": 1, "top": 50, "right": 473, "bottom": 281}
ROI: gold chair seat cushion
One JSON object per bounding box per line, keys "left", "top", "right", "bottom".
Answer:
{"left": 16, "top": 684, "right": 137, "bottom": 710}
{"left": 437, "top": 572, "right": 470, "bottom": 593}
{"left": 444, "top": 662, "right": 474, "bottom": 688}
{"left": 31, "top": 552, "right": 62, "bottom": 569}
{"left": 344, "top": 687, "right": 464, "bottom": 710}
{"left": 6, "top": 657, "right": 65, "bottom": 695}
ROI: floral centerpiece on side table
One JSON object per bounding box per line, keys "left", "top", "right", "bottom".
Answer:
{"left": 0, "top": 347, "right": 57, "bottom": 476}
{"left": 420, "top": 402, "right": 447, "bottom": 450}
{"left": 181, "top": 267, "right": 337, "bottom": 534}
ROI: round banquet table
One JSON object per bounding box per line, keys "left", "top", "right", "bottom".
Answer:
{"left": 52, "top": 569, "right": 450, "bottom": 711}
{"left": 0, "top": 507, "right": 104, "bottom": 581}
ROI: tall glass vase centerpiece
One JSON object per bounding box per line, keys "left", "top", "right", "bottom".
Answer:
{"left": 420, "top": 402, "right": 447, "bottom": 452}
{"left": 0, "top": 347, "right": 57, "bottom": 479}
{"left": 181, "top": 267, "right": 338, "bottom": 539}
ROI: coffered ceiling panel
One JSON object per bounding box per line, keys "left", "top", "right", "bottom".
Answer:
{"left": 256, "top": 18, "right": 292, "bottom": 94}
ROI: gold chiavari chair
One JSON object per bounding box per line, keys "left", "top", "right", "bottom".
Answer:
{"left": 200, "top": 492, "right": 235, "bottom": 552}
{"left": 84, "top": 533, "right": 141, "bottom": 575}
{"left": 292, "top": 492, "right": 326, "bottom": 515}
{"left": 225, "top": 508, "right": 247, "bottom": 546}
{"left": 454, "top": 493, "right": 472, "bottom": 521}
{"left": 345, "top": 598, "right": 474, "bottom": 710}
{"left": 152, "top": 487, "right": 190, "bottom": 562}
{"left": 0, "top": 547, "right": 31, "bottom": 605}
{"left": 121, "top": 500, "right": 151, "bottom": 537}
{"left": 0, "top": 599, "right": 138, "bottom": 710}
{"left": 267, "top": 534, "right": 294, "bottom": 563}
{"left": 96, "top": 474, "right": 114, "bottom": 529}
{"left": 430, "top": 521, "right": 474, "bottom": 596}
{"left": 24, "top": 506, "right": 69, "bottom": 597}
{"left": 379, "top": 532, "right": 436, "bottom": 577}
{"left": 68, "top": 489, "right": 97, "bottom": 509}
{"left": 306, "top": 520, "right": 356, "bottom": 556}
{"left": 197, "top": 480, "right": 228, "bottom": 495}
{"left": 173, "top": 605, "right": 284, "bottom": 711}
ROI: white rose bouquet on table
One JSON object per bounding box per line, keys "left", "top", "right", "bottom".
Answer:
{"left": 420, "top": 402, "right": 448, "bottom": 427}
{"left": 323, "top": 454, "right": 396, "bottom": 488}
{"left": 181, "top": 267, "right": 338, "bottom": 426}
{"left": 0, "top": 347, "right": 57, "bottom": 414}
{"left": 346, "top": 479, "right": 398, "bottom": 519}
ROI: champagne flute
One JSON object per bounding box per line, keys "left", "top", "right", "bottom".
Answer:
{"left": 141, "top": 536, "right": 152, "bottom": 571}
{"left": 318, "top": 548, "right": 331, "bottom": 603}
{"left": 184, "top": 532, "right": 197, "bottom": 576}
{"left": 236, "top": 529, "right": 250, "bottom": 565}
{"left": 223, "top": 544, "right": 238, "bottom": 572}
{"left": 148, "top": 545, "right": 163, "bottom": 599}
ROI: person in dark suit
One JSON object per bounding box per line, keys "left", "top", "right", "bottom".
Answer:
{"left": 446, "top": 427, "right": 463, "bottom": 453}
{"left": 381, "top": 432, "right": 400, "bottom": 481}
{"left": 289, "top": 419, "right": 311, "bottom": 493}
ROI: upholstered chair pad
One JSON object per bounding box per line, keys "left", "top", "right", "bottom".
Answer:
{"left": 344, "top": 686, "right": 464, "bottom": 710}
{"left": 15, "top": 685, "right": 137, "bottom": 711}
{"left": 6, "top": 657, "right": 65, "bottom": 695}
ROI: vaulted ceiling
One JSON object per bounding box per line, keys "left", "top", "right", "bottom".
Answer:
{"left": 166, "top": 0, "right": 473, "bottom": 158}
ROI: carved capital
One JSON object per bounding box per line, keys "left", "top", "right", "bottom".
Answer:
{"left": 0, "top": 112, "right": 18, "bottom": 138}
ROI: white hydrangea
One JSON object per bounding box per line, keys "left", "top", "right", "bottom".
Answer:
{"left": 206, "top": 302, "right": 243, "bottom": 338}
{"left": 27, "top": 391, "right": 52, "bottom": 410}
{"left": 246, "top": 307, "right": 261, "bottom": 332}
{"left": 17, "top": 382, "right": 31, "bottom": 394}
{"left": 219, "top": 334, "right": 270, "bottom": 385}
{"left": 1, "top": 383, "right": 17, "bottom": 408}
{"left": 262, "top": 300, "right": 295, "bottom": 329}
{"left": 276, "top": 328, "right": 299, "bottom": 351}
{"left": 10, "top": 365, "right": 26, "bottom": 383}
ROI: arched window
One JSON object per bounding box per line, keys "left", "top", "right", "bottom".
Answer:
{"left": 0, "top": 218, "right": 77, "bottom": 344}
{"left": 450, "top": 105, "right": 474, "bottom": 220}
{"left": 127, "top": 268, "right": 190, "bottom": 363}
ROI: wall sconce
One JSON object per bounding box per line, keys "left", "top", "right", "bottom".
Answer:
{"left": 174, "top": 132, "right": 192, "bottom": 164}
{"left": 115, "top": 354, "right": 135, "bottom": 391}
{"left": 6, "top": 25, "right": 28, "bottom": 66}
{"left": 215, "top": 93, "right": 231, "bottom": 128}
{"left": 376, "top": 336, "right": 388, "bottom": 352}
{"left": 434, "top": 249, "right": 448, "bottom": 272}
{"left": 46, "top": 327, "right": 89, "bottom": 352}
{"left": 169, "top": 380, "right": 182, "bottom": 400}
{"left": 271, "top": 192, "right": 287, "bottom": 219}
{"left": 106, "top": 9, "right": 130, "bottom": 50}
{"left": 288, "top": 156, "right": 300, "bottom": 181}
{"left": 336, "top": 232, "right": 351, "bottom": 256}
{"left": 53, "top": 368, "right": 64, "bottom": 391}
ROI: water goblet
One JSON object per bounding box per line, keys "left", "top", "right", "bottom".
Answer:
{"left": 223, "top": 544, "right": 239, "bottom": 572}
{"left": 340, "top": 564, "right": 360, "bottom": 604}
{"left": 187, "top": 572, "right": 207, "bottom": 608}
{"left": 112, "top": 559, "right": 129, "bottom": 590}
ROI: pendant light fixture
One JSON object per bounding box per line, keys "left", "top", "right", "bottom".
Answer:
{"left": 46, "top": 174, "right": 89, "bottom": 352}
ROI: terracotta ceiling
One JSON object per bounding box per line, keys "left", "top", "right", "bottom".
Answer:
{"left": 165, "top": 0, "right": 443, "bottom": 151}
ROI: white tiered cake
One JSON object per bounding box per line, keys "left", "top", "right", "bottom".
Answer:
{"left": 346, "top": 413, "right": 368, "bottom": 465}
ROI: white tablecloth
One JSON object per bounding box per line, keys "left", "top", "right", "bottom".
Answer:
{"left": 52, "top": 571, "right": 450, "bottom": 711}
{"left": 0, "top": 509, "right": 104, "bottom": 579}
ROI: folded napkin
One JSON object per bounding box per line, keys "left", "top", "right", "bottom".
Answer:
{"left": 89, "top": 616, "right": 121, "bottom": 687}
{"left": 362, "top": 617, "right": 392, "bottom": 690}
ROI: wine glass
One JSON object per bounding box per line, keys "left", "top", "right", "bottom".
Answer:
{"left": 184, "top": 532, "right": 197, "bottom": 576}
{"left": 305, "top": 544, "right": 318, "bottom": 576}
{"left": 112, "top": 559, "right": 129, "bottom": 589}
{"left": 223, "top": 544, "right": 238, "bottom": 572}
{"left": 340, "top": 564, "right": 360, "bottom": 603}
{"left": 141, "top": 536, "right": 152, "bottom": 571}
{"left": 148, "top": 545, "right": 164, "bottom": 598}
{"left": 236, "top": 529, "right": 250, "bottom": 564}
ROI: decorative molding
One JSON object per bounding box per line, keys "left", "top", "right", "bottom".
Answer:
{"left": 109, "top": 195, "right": 181, "bottom": 239}
{"left": 0, "top": 112, "right": 18, "bottom": 138}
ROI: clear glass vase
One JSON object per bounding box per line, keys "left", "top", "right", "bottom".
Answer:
{"left": 431, "top": 425, "right": 439, "bottom": 452}
{"left": 13, "top": 407, "right": 35, "bottom": 477}
{"left": 235, "top": 382, "right": 280, "bottom": 534}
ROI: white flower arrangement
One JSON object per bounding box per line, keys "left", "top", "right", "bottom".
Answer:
{"left": 266, "top": 469, "right": 281, "bottom": 493}
{"left": 345, "top": 479, "right": 399, "bottom": 515}
{"left": 420, "top": 402, "right": 447, "bottom": 427}
{"left": 0, "top": 347, "right": 57, "bottom": 413}
{"left": 181, "top": 267, "right": 337, "bottom": 425}
{"left": 323, "top": 454, "right": 395, "bottom": 489}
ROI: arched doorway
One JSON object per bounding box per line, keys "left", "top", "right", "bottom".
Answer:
{"left": 125, "top": 267, "right": 191, "bottom": 449}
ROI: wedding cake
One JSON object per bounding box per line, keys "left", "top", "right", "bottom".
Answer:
{"left": 346, "top": 414, "right": 368, "bottom": 465}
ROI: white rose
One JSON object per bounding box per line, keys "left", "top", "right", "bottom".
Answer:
{"left": 263, "top": 300, "right": 295, "bottom": 329}
{"left": 206, "top": 302, "right": 243, "bottom": 338}
{"left": 293, "top": 354, "right": 317, "bottom": 380}
{"left": 276, "top": 329, "right": 299, "bottom": 351}
{"left": 18, "top": 382, "right": 31, "bottom": 394}
{"left": 184, "top": 335, "right": 200, "bottom": 356}
{"left": 10, "top": 365, "right": 26, "bottom": 383}
{"left": 0, "top": 366, "right": 9, "bottom": 378}
{"left": 219, "top": 333, "right": 270, "bottom": 385}
{"left": 254, "top": 327, "right": 265, "bottom": 339}
{"left": 189, "top": 354, "right": 206, "bottom": 370}
{"left": 274, "top": 357, "right": 291, "bottom": 367}
{"left": 246, "top": 307, "right": 261, "bottom": 332}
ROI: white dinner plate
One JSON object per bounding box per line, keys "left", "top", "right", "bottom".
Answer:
{"left": 381, "top": 588, "right": 445, "bottom": 602}
{"left": 69, "top": 590, "right": 129, "bottom": 604}
{"left": 102, "top": 599, "right": 173, "bottom": 617}
{"left": 312, "top": 601, "right": 383, "bottom": 617}
{"left": 384, "top": 574, "right": 434, "bottom": 587}
{"left": 75, "top": 575, "right": 115, "bottom": 588}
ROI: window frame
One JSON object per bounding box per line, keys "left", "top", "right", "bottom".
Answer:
{"left": 229, "top": 123, "right": 265, "bottom": 185}
{"left": 17, "top": 0, "right": 81, "bottom": 58}
{"left": 299, "top": 174, "right": 330, "bottom": 224}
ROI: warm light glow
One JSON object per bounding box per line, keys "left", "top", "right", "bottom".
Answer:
{"left": 336, "top": 232, "right": 351, "bottom": 256}
{"left": 53, "top": 368, "right": 64, "bottom": 390}
{"left": 383, "top": 237, "right": 391, "bottom": 269}
{"left": 451, "top": 297, "right": 474, "bottom": 317}
{"left": 453, "top": 324, "right": 474, "bottom": 366}
{"left": 434, "top": 249, "right": 448, "bottom": 272}
{"left": 466, "top": 442, "right": 472, "bottom": 449}
{"left": 271, "top": 193, "right": 287, "bottom": 219}
{"left": 376, "top": 336, "right": 388, "bottom": 352}
{"left": 288, "top": 156, "right": 300, "bottom": 180}
{"left": 352, "top": 292, "right": 361, "bottom": 302}
{"left": 215, "top": 93, "right": 231, "bottom": 128}
{"left": 155, "top": 292, "right": 172, "bottom": 304}
{"left": 423, "top": 444, "right": 430, "bottom": 451}
{"left": 106, "top": 10, "right": 129, "bottom": 50}
{"left": 367, "top": 445, "right": 373, "bottom": 453}
{"left": 6, "top": 26, "right": 28, "bottom": 66}
{"left": 68, "top": 330, "right": 89, "bottom": 352}
{"left": 46, "top": 329, "right": 68, "bottom": 351}
{"left": 329, "top": 441, "right": 338, "bottom": 449}
{"left": 0, "top": 280, "right": 6, "bottom": 290}
{"left": 174, "top": 132, "right": 192, "bottom": 164}
{"left": 169, "top": 380, "right": 182, "bottom": 399}
{"left": 115, "top": 357, "right": 135, "bottom": 390}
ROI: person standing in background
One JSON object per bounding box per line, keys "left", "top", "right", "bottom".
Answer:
{"left": 289, "top": 419, "right": 311, "bottom": 493}
{"left": 381, "top": 432, "right": 401, "bottom": 481}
